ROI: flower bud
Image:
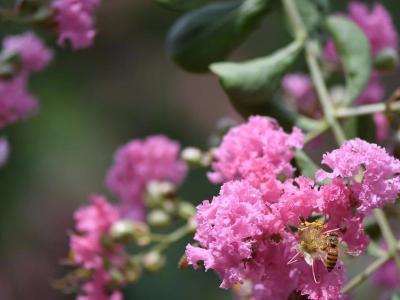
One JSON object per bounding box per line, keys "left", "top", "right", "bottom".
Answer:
{"left": 178, "top": 201, "right": 196, "bottom": 220}
{"left": 374, "top": 48, "right": 399, "bottom": 72}
{"left": 110, "top": 219, "right": 150, "bottom": 246}
{"left": 142, "top": 251, "right": 166, "bottom": 272}
{"left": 145, "top": 181, "right": 176, "bottom": 208}
{"left": 147, "top": 209, "right": 172, "bottom": 227}
{"left": 125, "top": 259, "right": 142, "bottom": 283}
{"left": 181, "top": 147, "right": 203, "bottom": 166}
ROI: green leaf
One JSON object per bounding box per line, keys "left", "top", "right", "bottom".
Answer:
{"left": 210, "top": 39, "right": 303, "bottom": 122}
{"left": 295, "top": 150, "right": 318, "bottom": 179}
{"left": 294, "top": 0, "right": 319, "bottom": 33}
{"left": 325, "top": 16, "right": 372, "bottom": 105}
{"left": 167, "top": 0, "right": 272, "bottom": 72}
{"left": 391, "top": 290, "right": 400, "bottom": 300}
{"left": 155, "top": 0, "right": 213, "bottom": 11}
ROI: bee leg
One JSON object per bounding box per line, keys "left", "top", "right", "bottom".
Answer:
{"left": 311, "top": 260, "right": 320, "bottom": 284}
{"left": 287, "top": 251, "right": 301, "bottom": 265}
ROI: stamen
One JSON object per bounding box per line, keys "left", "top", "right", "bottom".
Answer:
{"left": 312, "top": 261, "right": 320, "bottom": 284}
{"left": 287, "top": 251, "right": 301, "bottom": 265}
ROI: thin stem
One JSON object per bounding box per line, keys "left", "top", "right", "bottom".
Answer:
{"left": 304, "top": 120, "right": 329, "bottom": 144}
{"left": 281, "top": 0, "right": 307, "bottom": 39}
{"left": 373, "top": 209, "right": 400, "bottom": 270}
{"left": 282, "top": 0, "right": 346, "bottom": 145}
{"left": 341, "top": 252, "right": 392, "bottom": 293}
{"left": 336, "top": 101, "right": 400, "bottom": 118}
{"left": 305, "top": 41, "right": 346, "bottom": 145}
{"left": 151, "top": 224, "right": 193, "bottom": 253}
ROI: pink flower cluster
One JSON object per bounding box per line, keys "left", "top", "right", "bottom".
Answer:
{"left": 65, "top": 134, "right": 187, "bottom": 299}
{"left": 209, "top": 116, "right": 303, "bottom": 201}
{"left": 106, "top": 135, "right": 187, "bottom": 220}
{"left": 0, "top": 32, "right": 53, "bottom": 129}
{"left": 52, "top": 0, "right": 101, "bottom": 49}
{"left": 186, "top": 117, "right": 400, "bottom": 300}
{"left": 70, "top": 195, "right": 124, "bottom": 300}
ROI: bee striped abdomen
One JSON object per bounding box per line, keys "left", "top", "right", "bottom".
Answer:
{"left": 325, "top": 233, "right": 339, "bottom": 272}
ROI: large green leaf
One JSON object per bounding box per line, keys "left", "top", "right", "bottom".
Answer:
{"left": 166, "top": 0, "right": 272, "bottom": 72}
{"left": 209, "top": 39, "right": 303, "bottom": 122}
{"left": 325, "top": 16, "right": 372, "bottom": 105}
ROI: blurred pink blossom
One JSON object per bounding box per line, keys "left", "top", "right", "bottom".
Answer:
{"left": 52, "top": 0, "right": 101, "bottom": 49}
{"left": 106, "top": 135, "right": 187, "bottom": 220}
{"left": 325, "top": 2, "right": 398, "bottom": 63}
{"left": 282, "top": 73, "right": 318, "bottom": 115}
{"left": 70, "top": 195, "right": 121, "bottom": 269}
{"left": 3, "top": 32, "right": 53, "bottom": 72}
{"left": 70, "top": 195, "right": 124, "bottom": 299}
{"left": 0, "top": 76, "right": 38, "bottom": 129}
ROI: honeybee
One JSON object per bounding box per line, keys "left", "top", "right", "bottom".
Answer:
{"left": 288, "top": 218, "right": 342, "bottom": 283}
{"left": 324, "top": 232, "right": 339, "bottom": 272}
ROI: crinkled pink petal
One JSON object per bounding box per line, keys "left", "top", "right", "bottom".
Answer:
{"left": 208, "top": 116, "right": 303, "bottom": 201}
{"left": 317, "top": 138, "right": 400, "bottom": 214}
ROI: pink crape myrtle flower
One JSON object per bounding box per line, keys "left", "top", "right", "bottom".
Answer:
{"left": 317, "top": 138, "right": 400, "bottom": 214}
{"left": 70, "top": 195, "right": 121, "bottom": 269}
{"left": 325, "top": 2, "right": 398, "bottom": 63}
{"left": 2, "top": 32, "right": 53, "bottom": 72}
{"left": 70, "top": 195, "right": 124, "bottom": 299}
{"left": 186, "top": 178, "right": 351, "bottom": 299}
{"left": 106, "top": 135, "right": 187, "bottom": 220}
{"left": 0, "top": 76, "right": 38, "bottom": 129}
{"left": 52, "top": 0, "right": 101, "bottom": 49}
{"left": 78, "top": 268, "right": 123, "bottom": 300}
{"left": 186, "top": 180, "right": 272, "bottom": 288}
{"left": 0, "top": 33, "right": 52, "bottom": 129}
{"left": 208, "top": 116, "right": 303, "bottom": 201}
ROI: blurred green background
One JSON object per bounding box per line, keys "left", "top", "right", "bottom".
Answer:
{"left": 0, "top": 0, "right": 399, "bottom": 299}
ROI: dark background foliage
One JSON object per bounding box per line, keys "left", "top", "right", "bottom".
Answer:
{"left": 0, "top": 0, "right": 398, "bottom": 299}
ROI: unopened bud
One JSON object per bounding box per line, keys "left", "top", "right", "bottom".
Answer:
{"left": 181, "top": 147, "right": 203, "bottom": 166}
{"left": 110, "top": 219, "right": 136, "bottom": 243}
{"left": 187, "top": 217, "right": 197, "bottom": 232}
{"left": 147, "top": 209, "right": 171, "bottom": 227}
{"left": 145, "top": 181, "right": 176, "bottom": 208}
{"left": 374, "top": 48, "right": 399, "bottom": 72}
{"left": 110, "top": 219, "right": 150, "bottom": 246}
{"left": 125, "top": 259, "right": 142, "bottom": 283}
{"left": 178, "top": 202, "right": 196, "bottom": 220}
{"left": 143, "top": 251, "right": 166, "bottom": 272}
{"left": 108, "top": 268, "right": 125, "bottom": 288}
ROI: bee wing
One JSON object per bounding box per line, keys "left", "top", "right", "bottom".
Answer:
{"left": 338, "top": 240, "right": 361, "bottom": 258}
